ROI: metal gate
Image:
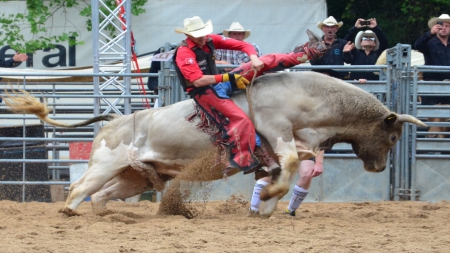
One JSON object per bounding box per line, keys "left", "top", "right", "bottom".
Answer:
{"left": 410, "top": 65, "right": 450, "bottom": 202}
{"left": 1, "top": 44, "right": 449, "bottom": 202}
{"left": 157, "top": 43, "right": 449, "bottom": 202}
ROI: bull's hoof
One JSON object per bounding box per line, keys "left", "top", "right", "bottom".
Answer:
{"left": 59, "top": 207, "right": 81, "bottom": 217}
{"left": 259, "top": 197, "right": 279, "bottom": 217}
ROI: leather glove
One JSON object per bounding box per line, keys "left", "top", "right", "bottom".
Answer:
{"left": 217, "top": 73, "right": 250, "bottom": 90}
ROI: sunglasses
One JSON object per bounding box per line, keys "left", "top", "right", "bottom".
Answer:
{"left": 362, "top": 37, "right": 376, "bottom": 41}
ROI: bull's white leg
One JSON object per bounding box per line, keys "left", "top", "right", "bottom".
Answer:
{"left": 259, "top": 138, "right": 299, "bottom": 215}
{"left": 64, "top": 140, "right": 130, "bottom": 211}
{"left": 90, "top": 176, "right": 118, "bottom": 211}
{"left": 68, "top": 171, "right": 87, "bottom": 193}
{"left": 91, "top": 167, "right": 152, "bottom": 211}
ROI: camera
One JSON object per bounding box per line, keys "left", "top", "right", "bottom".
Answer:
{"left": 437, "top": 21, "right": 444, "bottom": 26}
{"left": 360, "top": 20, "right": 371, "bottom": 26}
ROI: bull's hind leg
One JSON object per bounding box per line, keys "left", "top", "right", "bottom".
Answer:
{"left": 65, "top": 164, "right": 129, "bottom": 211}
{"left": 91, "top": 167, "right": 153, "bottom": 212}
{"left": 64, "top": 141, "right": 130, "bottom": 211}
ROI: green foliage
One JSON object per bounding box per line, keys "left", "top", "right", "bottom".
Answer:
{"left": 0, "top": 0, "right": 147, "bottom": 54}
{"left": 328, "top": 0, "right": 450, "bottom": 47}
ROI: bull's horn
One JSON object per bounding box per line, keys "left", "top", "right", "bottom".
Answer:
{"left": 397, "top": 114, "right": 427, "bottom": 127}
{"left": 306, "top": 29, "right": 321, "bottom": 44}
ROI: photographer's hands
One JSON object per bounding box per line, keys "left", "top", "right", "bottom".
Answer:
{"left": 355, "top": 18, "right": 377, "bottom": 29}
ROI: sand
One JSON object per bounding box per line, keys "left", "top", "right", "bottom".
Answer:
{"left": 0, "top": 197, "right": 449, "bottom": 253}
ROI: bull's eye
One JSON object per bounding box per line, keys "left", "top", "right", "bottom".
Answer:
{"left": 390, "top": 135, "right": 397, "bottom": 143}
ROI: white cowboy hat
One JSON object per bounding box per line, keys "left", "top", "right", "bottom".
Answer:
{"left": 175, "top": 16, "right": 213, "bottom": 38}
{"left": 428, "top": 14, "right": 450, "bottom": 28}
{"left": 355, "top": 30, "right": 380, "bottom": 50}
{"left": 317, "top": 16, "right": 343, "bottom": 29}
{"left": 222, "top": 22, "right": 251, "bottom": 40}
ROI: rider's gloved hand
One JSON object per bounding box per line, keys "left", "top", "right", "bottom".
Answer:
{"left": 215, "top": 73, "right": 250, "bottom": 90}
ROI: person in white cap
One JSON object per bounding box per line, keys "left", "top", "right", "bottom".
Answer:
{"left": 310, "top": 16, "right": 348, "bottom": 79}
{"left": 414, "top": 14, "right": 450, "bottom": 137}
{"left": 215, "top": 22, "right": 261, "bottom": 68}
{"left": 342, "top": 18, "right": 388, "bottom": 83}
{"left": 173, "top": 16, "right": 326, "bottom": 174}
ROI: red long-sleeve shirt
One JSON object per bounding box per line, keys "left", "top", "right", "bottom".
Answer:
{"left": 175, "top": 34, "right": 257, "bottom": 82}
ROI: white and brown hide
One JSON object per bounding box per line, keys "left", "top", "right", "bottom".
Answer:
{"left": 3, "top": 71, "right": 426, "bottom": 217}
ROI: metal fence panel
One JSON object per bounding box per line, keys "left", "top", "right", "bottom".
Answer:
{"left": 415, "top": 159, "right": 450, "bottom": 202}
{"left": 411, "top": 63, "right": 450, "bottom": 201}
{"left": 3, "top": 44, "right": 450, "bottom": 204}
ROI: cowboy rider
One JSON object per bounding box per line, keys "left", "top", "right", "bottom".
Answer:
{"left": 173, "top": 16, "right": 325, "bottom": 173}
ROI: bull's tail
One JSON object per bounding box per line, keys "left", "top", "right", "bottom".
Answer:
{"left": 3, "top": 88, "right": 118, "bottom": 128}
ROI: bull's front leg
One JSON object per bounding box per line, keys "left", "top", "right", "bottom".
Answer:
{"left": 259, "top": 138, "right": 299, "bottom": 216}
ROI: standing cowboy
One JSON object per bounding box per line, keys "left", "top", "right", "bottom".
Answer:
{"left": 310, "top": 16, "right": 348, "bottom": 79}
{"left": 215, "top": 22, "right": 262, "bottom": 67}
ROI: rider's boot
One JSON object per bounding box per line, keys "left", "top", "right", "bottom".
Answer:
{"left": 255, "top": 144, "right": 280, "bottom": 173}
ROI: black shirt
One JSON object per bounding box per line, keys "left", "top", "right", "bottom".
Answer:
{"left": 0, "top": 58, "right": 16, "bottom": 68}
{"left": 414, "top": 31, "right": 450, "bottom": 81}
{"left": 310, "top": 37, "right": 348, "bottom": 79}
{"left": 343, "top": 26, "right": 389, "bottom": 81}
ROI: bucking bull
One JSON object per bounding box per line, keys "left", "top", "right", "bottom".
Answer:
{"left": 4, "top": 71, "right": 426, "bottom": 217}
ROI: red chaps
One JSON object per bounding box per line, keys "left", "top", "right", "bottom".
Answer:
{"left": 192, "top": 87, "right": 260, "bottom": 172}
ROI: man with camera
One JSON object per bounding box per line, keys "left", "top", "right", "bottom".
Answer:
{"left": 414, "top": 14, "right": 450, "bottom": 137}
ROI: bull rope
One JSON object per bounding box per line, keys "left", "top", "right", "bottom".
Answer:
{"left": 126, "top": 111, "right": 165, "bottom": 191}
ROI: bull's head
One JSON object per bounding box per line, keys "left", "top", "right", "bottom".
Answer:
{"left": 351, "top": 113, "right": 426, "bottom": 173}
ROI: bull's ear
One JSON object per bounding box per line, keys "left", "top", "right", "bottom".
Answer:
{"left": 384, "top": 113, "right": 397, "bottom": 126}
{"left": 306, "top": 29, "right": 321, "bottom": 44}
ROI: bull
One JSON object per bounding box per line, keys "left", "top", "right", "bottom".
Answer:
{"left": 4, "top": 71, "right": 426, "bottom": 217}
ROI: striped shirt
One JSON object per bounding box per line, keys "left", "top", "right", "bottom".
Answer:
{"left": 215, "top": 42, "right": 261, "bottom": 65}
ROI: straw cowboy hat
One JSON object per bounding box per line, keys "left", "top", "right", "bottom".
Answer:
{"left": 317, "top": 16, "right": 343, "bottom": 29}
{"left": 175, "top": 16, "right": 213, "bottom": 38}
{"left": 223, "top": 22, "right": 251, "bottom": 40}
{"left": 355, "top": 30, "right": 380, "bottom": 50}
{"left": 428, "top": 14, "right": 450, "bottom": 28}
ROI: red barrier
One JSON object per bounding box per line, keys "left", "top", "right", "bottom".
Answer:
{"left": 69, "top": 142, "right": 92, "bottom": 160}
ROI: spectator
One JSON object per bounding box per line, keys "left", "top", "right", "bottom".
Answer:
{"left": 147, "top": 47, "right": 164, "bottom": 95}
{"left": 215, "top": 22, "right": 261, "bottom": 72}
{"left": 310, "top": 16, "right": 348, "bottom": 79}
{"left": 343, "top": 18, "right": 388, "bottom": 83}
{"left": 0, "top": 53, "right": 27, "bottom": 68}
{"left": 414, "top": 14, "right": 450, "bottom": 137}
{"left": 0, "top": 53, "right": 28, "bottom": 103}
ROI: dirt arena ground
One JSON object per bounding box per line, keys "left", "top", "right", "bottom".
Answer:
{"left": 1, "top": 198, "right": 449, "bottom": 253}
